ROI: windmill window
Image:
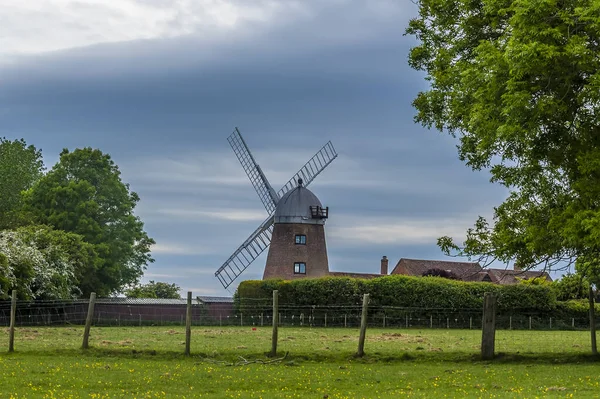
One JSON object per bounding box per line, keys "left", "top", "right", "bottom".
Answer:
{"left": 294, "top": 262, "right": 306, "bottom": 274}
{"left": 295, "top": 235, "right": 306, "bottom": 245}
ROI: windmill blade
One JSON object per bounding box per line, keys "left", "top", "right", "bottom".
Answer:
{"left": 228, "top": 127, "right": 279, "bottom": 214}
{"left": 278, "top": 141, "right": 338, "bottom": 197}
{"left": 214, "top": 215, "right": 275, "bottom": 289}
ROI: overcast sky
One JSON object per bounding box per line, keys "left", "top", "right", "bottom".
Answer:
{"left": 0, "top": 0, "right": 522, "bottom": 296}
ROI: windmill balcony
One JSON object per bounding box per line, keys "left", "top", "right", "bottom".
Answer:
{"left": 310, "top": 205, "right": 329, "bottom": 219}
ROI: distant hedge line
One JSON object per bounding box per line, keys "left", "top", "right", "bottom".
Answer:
{"left": 235, "top": 275, "right": 561, "bottom": 314}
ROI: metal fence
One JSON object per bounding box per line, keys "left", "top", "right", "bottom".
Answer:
{"left": 1, "top": 292, "right": 598, "bottom": 358}
{"left": 0, "top": 299, "right": 594, "bottom": 331}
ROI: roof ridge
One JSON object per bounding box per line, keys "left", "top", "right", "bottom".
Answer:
{"left": 400, "top": 257, "right": 479, "bottom": 264}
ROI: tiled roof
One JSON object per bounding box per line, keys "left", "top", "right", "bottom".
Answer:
{"left": 197, "top": 296, "right": 234, "bottom": 304}
{"left": 94, "top": 296, "right": 234, "bottom": 305}
{"left": 95, "top": 298, "right": 191, "bottom": 305}
{"left": 487, "top": 269, "right": 553, "bottom": 284}
{"left": 329, "top": 271, "right": 383, "bottom": 279}
{"left": 462, "top": 271, "right": 493, "bottom": 282}
{"left": 391, "top": 258, "right": 483, "bottom": 279}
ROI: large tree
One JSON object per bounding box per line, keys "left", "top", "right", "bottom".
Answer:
{"left": 23, "top": 148, "right": 155, "bottom": 296}
{"left": 0, "top": 138, "right": 44, "bottom": 229}
{"left": 406, "top": 0, "right": 600, "bottom": 281}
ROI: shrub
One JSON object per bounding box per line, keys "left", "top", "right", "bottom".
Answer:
{"left": 236, "top": 274, "right": 557, "bottom": 315}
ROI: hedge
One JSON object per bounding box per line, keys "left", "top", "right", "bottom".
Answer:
{"left": 235, "top": 275, "right": 558, "bottom": 314}
{"left": 555, "top": 300, "right": 600, "bottom": 319}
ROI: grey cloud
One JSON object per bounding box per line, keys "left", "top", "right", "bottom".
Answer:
{"left": 0, "top": 0, "right": 505, "bottom": 296}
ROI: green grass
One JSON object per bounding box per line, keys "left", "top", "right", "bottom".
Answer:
{"left": 1, "top": 326, "right": 599, "bottom": 398}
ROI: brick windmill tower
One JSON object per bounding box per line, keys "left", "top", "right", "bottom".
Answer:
{"left": 263, "top": 178, "right": 330, "bottom": 279}
{"left": 214, "top": 127, "right": 337, "bottom": 289}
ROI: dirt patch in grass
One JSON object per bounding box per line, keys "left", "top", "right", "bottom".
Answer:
{"left": 372, "top": 333, "right": 430, "bottom": 344}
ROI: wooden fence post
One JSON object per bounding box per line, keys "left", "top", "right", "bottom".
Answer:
{"left": 481, "top": 292, "right": 497, "bottom": 360}
{"left": 82, "top": 292, "right": 96, "bottom": 349}
{"left": 8, "top": 290, "right": 16, "bottom": 352}
{"left": 589, "top": 285, "right": 597, "bottom": 355}
{"left": 356, "top": 293, "right": 369, "bottom": 357}
{"left": 185, "top": 291, "right": 192, "bottom": 356}
{"left": 269, "top": 290, "right": 279, "bottom": 357}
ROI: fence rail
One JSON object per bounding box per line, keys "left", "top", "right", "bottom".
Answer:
{"left": 0, "top": 302, "right": 594, "bottom": 331}
{"left": 2, "top": 291, "right": 598, "bottom": 359}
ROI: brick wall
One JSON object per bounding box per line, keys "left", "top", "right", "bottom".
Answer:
{"left": 263, "top": 223, "right": 329, "bottom": 280}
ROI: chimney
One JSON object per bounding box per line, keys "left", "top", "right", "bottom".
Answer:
{"left": 380, "top": 256, "right": 389, "bottom": 275}
{"left": 514, "top": 263, "right": 522, "bottom": 271}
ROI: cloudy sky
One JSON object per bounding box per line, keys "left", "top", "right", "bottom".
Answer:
{"left": 0, "top": 0, "right": 520, "bottom": 296}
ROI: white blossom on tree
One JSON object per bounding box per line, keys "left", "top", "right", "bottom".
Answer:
{"left": 0, "top": 228, "right": 79, "bottom": 299}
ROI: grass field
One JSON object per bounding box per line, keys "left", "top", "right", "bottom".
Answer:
{"left": 1, "top": 326, "right": 599, "bottom": 398}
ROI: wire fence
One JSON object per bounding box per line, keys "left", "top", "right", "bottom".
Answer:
{"left": 0, "top": 299, "right": 594, "bottom": 330}
{"left": 1, "top": 292, "right": 598, "bottom": 358}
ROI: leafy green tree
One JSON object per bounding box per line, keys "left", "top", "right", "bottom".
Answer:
{"left": 125, "top": 280, "right": 181, "bottom": 299}
{"left": 553, "top": 273, "right": 590, "bottom": 301}
{"left": 15, "top": 224, "right": 101, "bottom": 297}
{"left": 0, "top": 138, "right": 44, "bottom": 229}
{"left": 23, "top": 148, "right": 155, "bottom": 296}
{"left": 406, "top": 0, "right": 600, "bottom": 282}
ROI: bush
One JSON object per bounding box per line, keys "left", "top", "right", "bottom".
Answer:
{"left": 554, "top": 300, "right": 600, "bottom": 319}
{"left": 236, "top": 275, "right": 558, "bottom": 315}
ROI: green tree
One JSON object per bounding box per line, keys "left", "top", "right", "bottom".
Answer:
{"left": 553, "top": 273, "right": 590, "bottom": 301}
{"left": 406, "top": 0, "right": 600, "bottom": 281}
{"left": 125, "top": 280, "right": 181, "bottom": 299}
{"left": 0, "top": 138, "right": 44, "bottom": 229}
{"left": 23, "top": 148, "right": 155, "bottom": 296}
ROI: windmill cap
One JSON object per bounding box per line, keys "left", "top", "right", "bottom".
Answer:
{"left": 274, "top": 185, "right": 325, "bottom": 225}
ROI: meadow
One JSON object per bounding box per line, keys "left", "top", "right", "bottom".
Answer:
{"left": 1, "top": 326, "right": 599, "bottom": 398}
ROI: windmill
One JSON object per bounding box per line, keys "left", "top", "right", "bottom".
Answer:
{"left": 214, "top": 127, "right": 338, "bottom": 289}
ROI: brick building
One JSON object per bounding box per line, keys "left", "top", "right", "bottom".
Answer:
{"left": 388, "top": 258, "right": 552, "bottom": 284}
{"left": 264, "top": 179, "right": 330, "bottom": 280}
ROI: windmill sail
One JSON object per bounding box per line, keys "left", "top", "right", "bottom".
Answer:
{"left": 215, "top": 128, "right": 338, "bottom": 289}
{"left": 278, "top": 141, "right": 338, "bottom": 197}
{"left": 228, "top": 128, "right": 279, "bottom": 214}
{"left": 214, "top": 215, "right": 275, "bottom": 289}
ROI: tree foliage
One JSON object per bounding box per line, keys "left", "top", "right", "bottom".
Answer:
{"left": 126, "top": 280, "right": 181, "bottom": 299}
{"left": 23, "top": 148, "right": 155, "bottom": 296}
{"left": 0, "top": 138, "right": 44, "bottom": 229}
{"left": 0, "top": 225, "right": 88, "bottom": 300}
{"left": 406, "top": 0, "right": 600, "bottom": 280}
{"left": 552, "top": 273, "right": 590, "bottom": 300}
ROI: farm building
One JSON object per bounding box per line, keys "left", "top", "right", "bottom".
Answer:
{"left": 316, "top": 256, "right": 552, "bottom": 285}
{"left": 386, "top": 257, "right": 552, "bottom": 284}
